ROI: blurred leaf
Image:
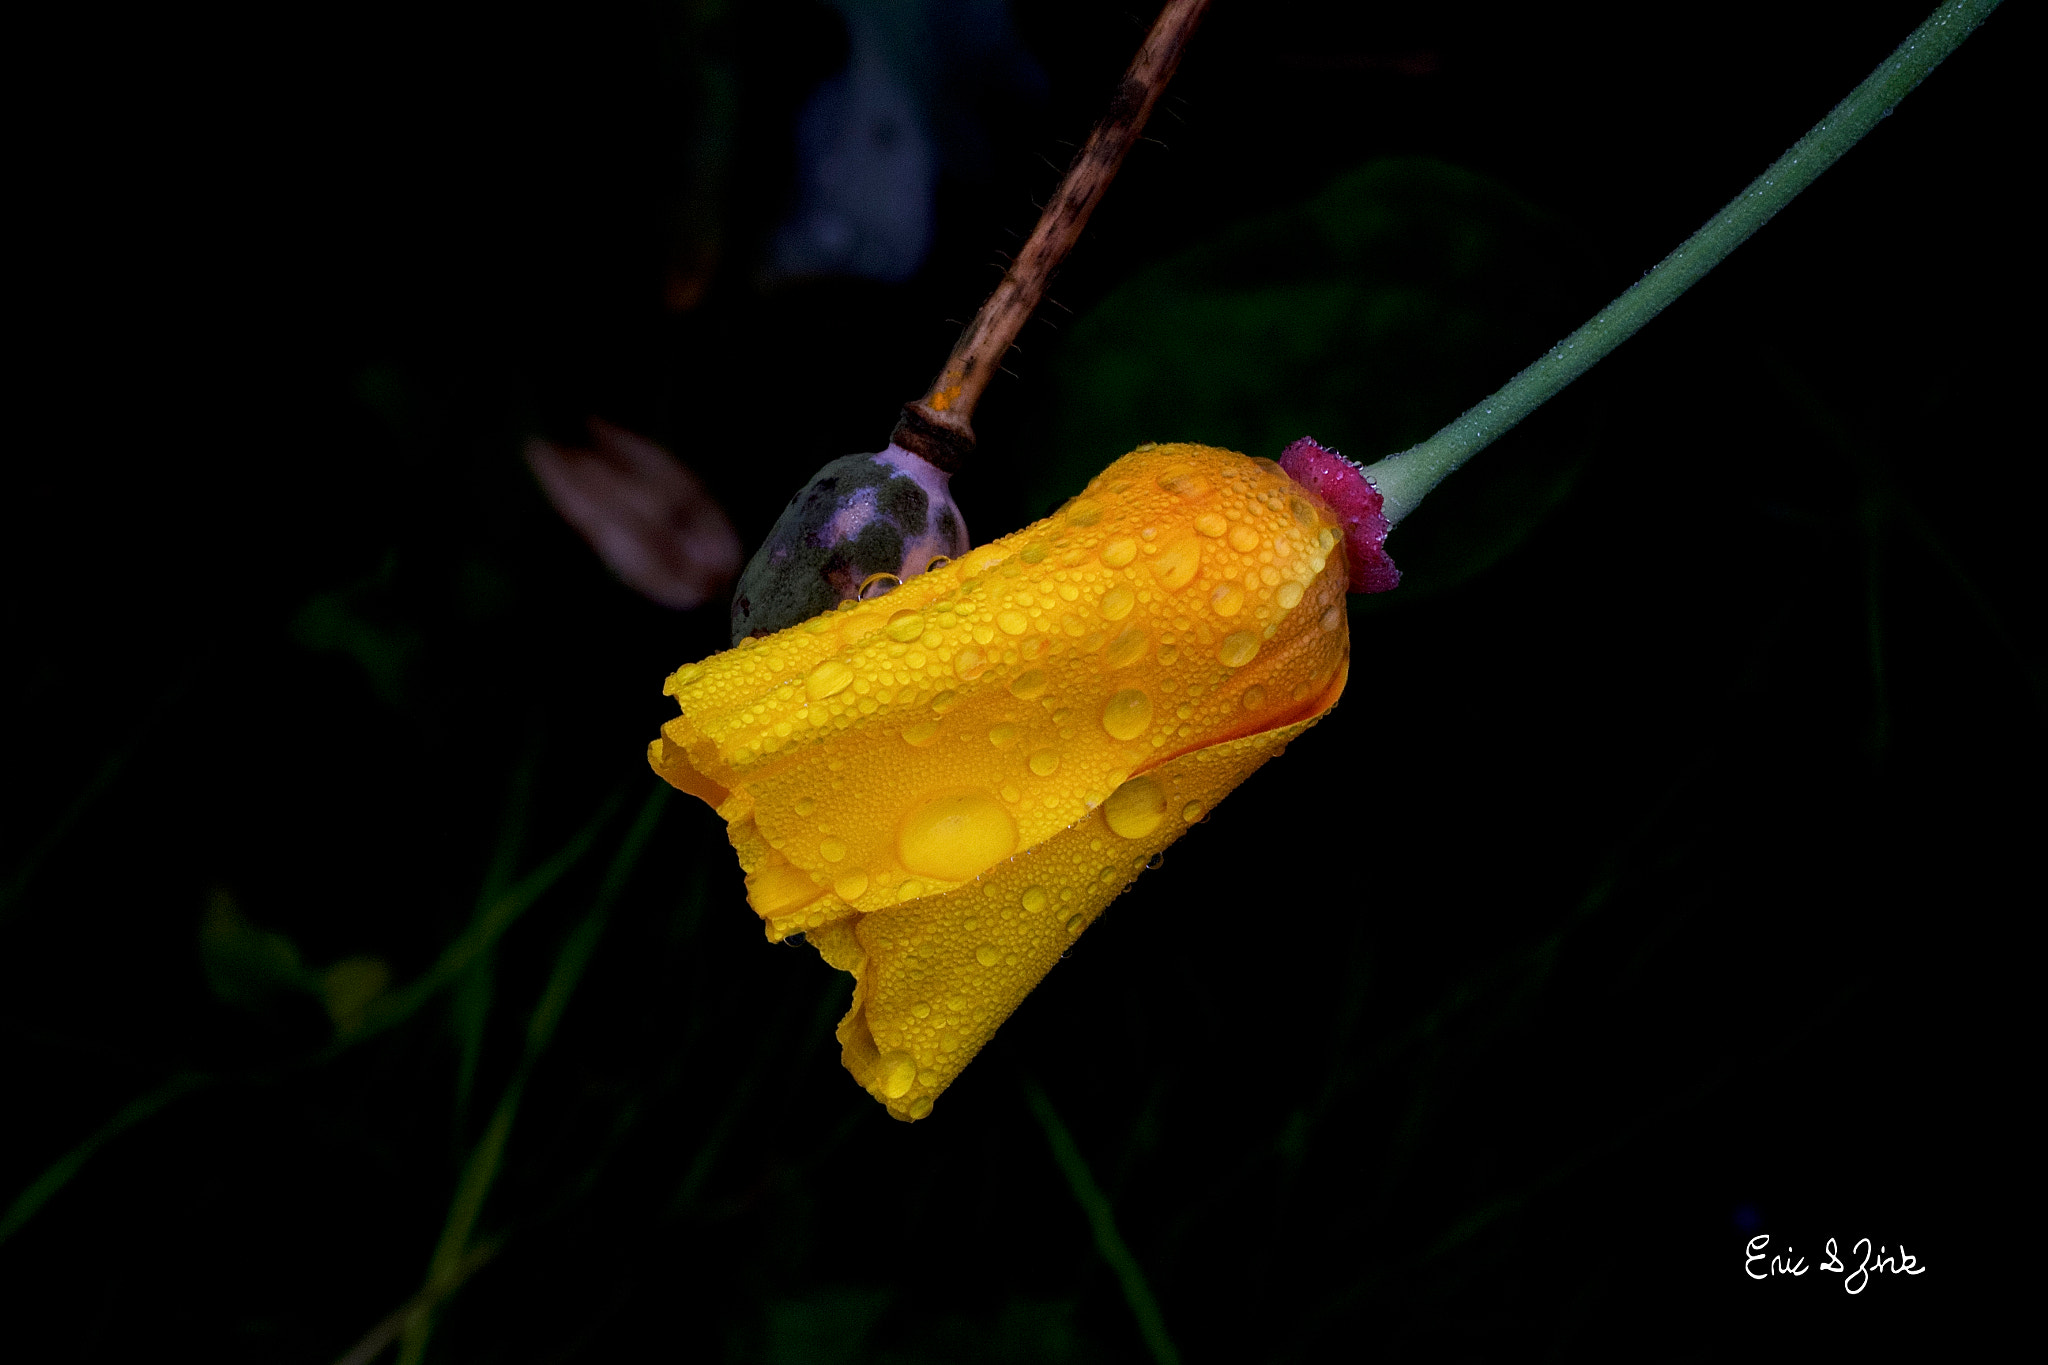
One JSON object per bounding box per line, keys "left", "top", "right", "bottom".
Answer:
{"left": 1042, "top": 157, "right": 1599, "bottom": 597}
{"left": 763, "top": 1287, "right": 894, "bottom": 1365}
{"left": 322, "top": 955, "right": 392, "bottom": 1038}
{"left": 292, "top": 550, "right": 420, "bottom": 706}
{"left": 199, "top": 890, "right": 317, "bottom": 1009}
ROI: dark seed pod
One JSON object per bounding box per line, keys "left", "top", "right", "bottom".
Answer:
{"left": 730, "top": 445, "right": 970, "bottom": 642}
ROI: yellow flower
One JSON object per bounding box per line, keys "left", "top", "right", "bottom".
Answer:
{"left": 649, "top": 443, "right": 1351, "bottom": 1120}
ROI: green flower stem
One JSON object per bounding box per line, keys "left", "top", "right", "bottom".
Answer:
{"left": 1364, "top": 0, "right": 2002, "bottom": 527}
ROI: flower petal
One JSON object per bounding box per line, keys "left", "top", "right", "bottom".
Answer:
{"left": 650, "top": 442, "right": 1353, "bottom": 1114}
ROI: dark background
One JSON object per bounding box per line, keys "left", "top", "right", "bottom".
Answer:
{"left": 4, "top": 1, "right": 2034, "bottom": 1360}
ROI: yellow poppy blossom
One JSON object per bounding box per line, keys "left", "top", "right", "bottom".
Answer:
{"left": 649, "top": 442, "right": 1352, "bottom": 1120}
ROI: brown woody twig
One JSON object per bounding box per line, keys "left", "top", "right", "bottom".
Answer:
{"left": 890, "top": 0, "right": 1212, "bottom": 472}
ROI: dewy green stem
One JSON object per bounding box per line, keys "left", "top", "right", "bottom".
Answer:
{"left": 1363, "top": 0, "right": 2002, "bottom": 527}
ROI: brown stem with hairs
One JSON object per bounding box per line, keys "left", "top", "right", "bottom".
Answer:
{"left": 890, "top": 0, "right": 1211, "bottom": 472}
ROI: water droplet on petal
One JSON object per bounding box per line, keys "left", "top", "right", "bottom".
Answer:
{"left": 1146, "top": 851, "right": 1165, "bottom": 871}
{"left": 1290, "top": 497, "right": 1318, "bottom": 531}
{"left": 988, "top": 724, "right": 1017, "bottom": 748}
{"left": 1277, "top": 581, "right": 1304, "bottom": 609}
{"left": 1021, "top": 886, "right": 1047, "bottom": 912}
{"left": 1104, "top": 775, "right": 1166, "bottom": 839}
{"left": 1100, "top": 537, "right": 1137, "bottom": 567}
{"left": 1152, "top": 536, "right": 1201, "bottom": 591}
{"left": 1321, "top": 605, "right": 1344, "bottom": 632}
{"left": 898, "top": 790, "right": 1018, "bottom": 881}
{"left": 820, "top": 837, "right": 847, "bottom": 862}
{"left": 1100, "top": 585, "right": 1135, "bottom": 621}
{"left": 1105, "top": 626, "right": 1149, "bottom": 669}
{"left": 747, "top": 865, "right": 824, "bottom": 917}
{"left": 805, "top": 659, "right": 854, "bottom": 700}
{"left": 1181, "top": 800, "right": 1205, "bottom": 823}
{"left": 1211, "top": 583, "right": 1245, "bottom": 617}
{"left": 907, "top": 1095, "right": 934, "bottom": 1119}
{"left": 1028, "top": 747, "right": 1060, "bottom": 777}
{"left": 793, "top": 797, "right": 817, "bottom": 816}
{"left": 859, "top": 571, "right": 903, "bottom": 600}
{"left": 886, "top": 609, "right": 925, "bottom": 641}
{"left": 1242, "top": 685, "right": 1266, "bottom": 710}
{"left": 876, "top": 1050, "right": 917, "bottom": 1099}
{"left": 1102, "top": 689, "right": 1152, "bottom": 740}
{"left": 1067, "top": 500, "right": 1103, "bottom": 527}
{"left": 931, "top": 690, "right": 960, "bottom": 714}
{"left": 1009, "top": 670, "right": 1048, "bottom": 700}
{"left": 834, "top": 871, "right": 869, "bottom": 901}
{"left": 1065, "top": 914, "right": 1085, "bottom": 935}
{"left": 1195, "top": 511, "right": 1228, "bottom": 537}
{"left": 1219, "top": 631, "right": 1259, "bottom": 667}
{"left": 902, "top": 719, "right": 940, "bottom": 747}
{"left": 975, "top": 944, "right": 1001, "bottom": 967}
{"left": 997, "top": 610, "right": 1029, "bottom": 636}
{"left": 1229, "top": 524, "right": 1262, "bottom": 553}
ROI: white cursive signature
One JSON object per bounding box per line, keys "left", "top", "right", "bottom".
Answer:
{"left": 1744, "top": 1235, "right": 1926, "bottom": 1293}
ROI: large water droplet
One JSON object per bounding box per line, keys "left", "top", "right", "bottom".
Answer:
{"left": 1157, "top": 466, "right": 1213, "bottom": 500}
{"left": 805, "top": 659, "right": 854, "bottom": 700}
{"left": 1104, "top": 775, "right": 1166, "bottom": 839}
{"left": 1009, "top": 670, "right": 1048, "bottom": 700}
{"left": 1151, "top": 536, "right": 1200, "bottom": 591}
{"left": 1195, "top": 511, "right": 1228, "bottom": 537}
{"left": 1218, "top": 631, "right": 1259, "bottom": 667}
{"left": 902, "top": 719, "right": 940, "bottom": 747}
{"left": 1290, "top": 496, "right": 1318, "bottom": 531}
{"left": 1067, "top": 499, "right": 1103, "bottom": 527}
{"left": 1241, "top": 685, "right": 1266, "bottom": 710}
{"left": 1321, "top": 606, "right": 1344, "bottom": 632}
{"left": 907, "top": 1095, "right": 934, "bottom": 1119}
{"left": 1100, "top": 585, "right": 1135, "bottom": 621}
{"left": 1100, "top": 537, "right": 1137, "bottom": 567}
{"left": 876, "top": 1050, "right": 917, "bottom": 1099}
{"left": 1277, "top": 581, "right": 1304, "bottom": 609}
{"left": 1105, "top": 626, "right": 1150, "bottom": 670}
{"left": 747, "top": 865, "right": 824, "bottom": 917}
{"left": 886, "top": 609, "right": 925, "bottom": 642}
{"left": 1181, "top": 800, "right": 1205, "bottom": 823}
{"left": 1028, "top": 747, "right": 1060, "bottom": 777}
{"left": 793, "top": 797, "right": 817, "bottom": 816}
{"left": 1229, "top": 524, "right": 1262, "bottom": 553}
{"left": 897, "top": 791, "right": 1019, "bottom": 881}
{"left": 1021, "top": 886, "right": 1048, "bottom": 912}
{"left": 931, "top": 690, "right": 960, "bottom": 713}
{"left": 819, "top": 837, "right": 847, "bottom": 862}
{"left": 1102, "top": 689, "right": 1153, "bottom": 741}
{"left": 1211, "top": 583, "right": 1245, "bottom": 617}
{"left": 954, "top": 648, "right": 989, "bottom": 680}
{"left": 1065, "top": 913, "right": 1085, "bottom": 935}
{"left": 988, "top": 723, "right": 1018, "bottom": 748}
{"left": 997, "top": 610, "right": 1030, "bottom": 636}
{"left": 834, "top": 870, "right": 870, "bottom": 901}
{"left": 975, "top": 944, "right": 1001, "bottom": 967}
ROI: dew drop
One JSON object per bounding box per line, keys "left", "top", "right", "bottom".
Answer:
{"left": 1211, "top": 583, "right": 1246, "bottom": 617}
{"left": 1066, "top": 499, "right": 1103, "bottom": 527}
{"left": 953, "top": 648, "right": 989, "bottom": 680}
{"left": 1021, "top": 544, "right": 1049, "bottom": 564}
{"left": 1289, "top": 497, "right": 1318, "bottom": 530}
{"left": 876, "top": 1050, "right": 917, "bottom": 1099}
{"left": 1104, "top": 775, "right": 1166, "bottom": 839}
{"left": 1152, "top": 536, "right": 1201, "bottom": 591}
{"left": 833, "top": 871, "right": 870, "bottom": 901}
{"left": 1242, "top": 685, "right": 1267, "bottom": 710}
{"left": 987, "top": 723, "right": 1018, "bottom": 748}
{"left": 886, "top": 609, "right": 925, "bottom": 642}
{"left": 1100, "top": 537, "right": 1138, "bottom": 567}
{"left": 858, "top": 571, "right": 902, "bottom": 600}
{"left": 1181, "top": 800, "right": 1205, "bottom": 823}
{"left": 1100, "top": 585, "right": 1135, "bottom": 621}
{"left": 1195, "top": 511, "right": 1228, "bottom": 538}
{"left": 747, "top": 865, "right": 824, "bottom": 917}
{"left": 1065, "top": 914, "right": 1085, "bottom": 936}
{"left": 926, "top": 555, "right": 953, "bottom": 573}
{"left": 997, "top": 610, "right": 1030, "bottom": 636}
{"left": 668, "top": 664, "right": 705, "bottom": 691}
{"left": 1218, "top": 631, "right": 1259, "bottom": 667}
{"left": 1105, "top": 626, "right": 1149, "bottom": 670}
{"left": 1021, "top": 886, "right": 1048, "bottom": 912}
{"left": 907, "top": 1095, "right": 934, "bottom": 1119}
{"left": 902, "top": 719, "right": 940, "bottom": 747}
{"left": 897, "top": 880, "right": 924, "bottom": 903}
{"left": 805, "top": 659, "right": 854, "bottom": 700}
{"left": 898, "top": 791, "right": 1019, "bottom": 881}
{"left": 1028, "top": 747, "right": 1060, "bottom": 777}
{"left": 931, "top": 690, "right": 961, "bottom": 713}
{"left": 1102, "top": 689, "right": 1153, "bottom": 741}
{"left": 819, "top": 837, "right": 847, "bottom": 862}
{"left": 1277, "top": 581, "right": 1305, "bottom": 610}
{"left": 1009, "top": 670, "right": 1048, "bottom": 700}
{"left": 793, "top": 797, "right": 817, "bottom": 816}
{"left": 1146, "top": 851, "right": 1165, "bottom": 871}
{"left": 975, "top": 944, "right": 1002, "bottom": 968}
{"left": 1320, "top": 606, "right": 1344, "bottom": 632}
{"left": 1228, "top": 524, "right": 1262, "bottom": 553}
